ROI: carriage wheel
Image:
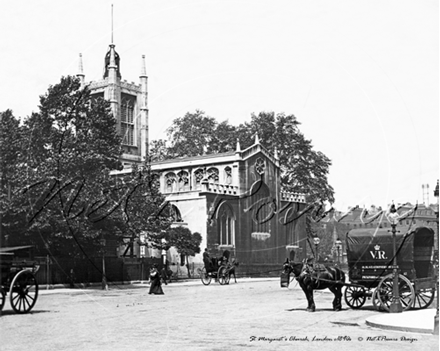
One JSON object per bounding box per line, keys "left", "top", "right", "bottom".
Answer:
{"left": 344, "top": 286, "right": 366, "bottom": 309}
{"left": 376, "top": 274, "right": 414, "bottom": 312}
{"left": 0, "top": 287, "right": 5, "bottom": 312}
{"left": 9, "top": 270, "right": 39, "bottom": 313}
{"left": 218, "top": 267, "right": 227, "bottom": 285}
{"left": 200, "top": 267, "right": 212, "bottom": 286}
{"left": 412, "top": 288, "right": 435, "bottom": 309}
{"left": 225, "top": 270, "right": 231, "bottom": 285}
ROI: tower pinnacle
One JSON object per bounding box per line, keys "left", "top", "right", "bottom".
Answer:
{"left": 77, "top": 53, "right": 85, "bottom": 85}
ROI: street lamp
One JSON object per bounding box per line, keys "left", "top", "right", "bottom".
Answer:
{"left": 387, "top": 204, "right": 403, "bottom": 313}
{"left": 313, "top": 237, "right": 320, "bottom": 263}
{"left": 434, "top": 180, "right": 439, "bottom": 335}
{"left": 335, "top": 238, "right": 342, "bottom": 264}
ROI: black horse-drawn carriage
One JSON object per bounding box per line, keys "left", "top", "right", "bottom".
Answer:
{"left": 344, "top": 226, "right": 436, "bottom": 311}
{"left": 200, "top": 250, "right": 237, "bottom": 285}
{"left": 0, "top": 245, "right": 39, "bottom": 314}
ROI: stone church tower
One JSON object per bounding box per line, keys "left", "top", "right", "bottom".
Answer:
{"left": 76, "top": 41, "right": 149, "bottom": 168}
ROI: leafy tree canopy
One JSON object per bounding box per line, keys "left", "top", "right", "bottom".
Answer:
{"left": 1, "top": 76, "right": 171, "bottom": 258}
{"left": 150, "top": 110, "right": 334, "bottom": 203}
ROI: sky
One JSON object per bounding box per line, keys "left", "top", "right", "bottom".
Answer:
{"left": 1, "top": 0, "right": 438, "bottom": 210}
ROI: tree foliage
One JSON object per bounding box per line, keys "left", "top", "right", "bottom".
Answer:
{"left": 164, "top": 226, "right": 202, "bottom": 277}
{"left": 151, "top": 110, "right": 334, "bottom": 202}
{"left": 1, "top": 76, "right": 171, "bottom": 258}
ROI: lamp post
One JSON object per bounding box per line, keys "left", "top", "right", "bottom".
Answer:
{"left": 387, "top": 204, "right": 403, "bottom": 313}
{"left": 313, "top": 237, "right": 320, "bottom": 263}
{"left": 100, "top": 238, "right": 108, "bottom": 291}
{"left": 434, "top": 180, "right": 439, "bottom": 335}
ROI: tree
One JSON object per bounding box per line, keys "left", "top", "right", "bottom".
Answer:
{"left": 1, "top": 76, "right": 171, "bottom": 261}
{"left": 165, "top": 110, "right": 218, "bottom": 158}
{"left": 165, "top": 226, "right": 202, "bottom": 278}
{"left": 151, "top": 110, "right": 334, "bottom": 203}
{"left": 0, "top": 110, "right": 26, "bottom": 246}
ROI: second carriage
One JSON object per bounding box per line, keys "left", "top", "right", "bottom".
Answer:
{"left": 343, "top": 226, "right": 436, "bottom": 311}
{"left": 200, "top": 250, "right": 236, "bottom": 285}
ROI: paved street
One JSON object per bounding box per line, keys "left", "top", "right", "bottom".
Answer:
{"left": 0, "top": 279, "right": 438, "bottom": 351}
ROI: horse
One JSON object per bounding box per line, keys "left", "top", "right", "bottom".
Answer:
{"left": 282, "top": 259, "right": 345, "bottom": 312}
{"left": 225, "top": 260, "right": 239, "bottom": 284}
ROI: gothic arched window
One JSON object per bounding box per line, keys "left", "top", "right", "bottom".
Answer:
{"left": 217, "top": 202, "right": 235, "bottom": 247}
{"left": 224, "top": 166, "right": 232, "bottom": 184}
{"left": 177, "top": 171, "right": 189, "bottom": 191}
{"left": 207, "top": 168, "right": 219, "bottom": 183}
{"left": 194, "top": 169, "right": 204, "bottom": 190}
{"left": 121, "top": 95, "right": 135, "bottom": 145}
{"left": 165, "top": 172, "right": 176, "bottom": 193}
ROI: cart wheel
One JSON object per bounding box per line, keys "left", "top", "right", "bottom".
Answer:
{"left": 200, "top": 267, "right": 211, "bottom": 286}
{"left": 218, "top": 267, "right": 227, "bottom": 285}
{"left": 412, "top": 288, "right": 435, "bottom": 309}
{"left": 372, "top": 288, "right": 385, "bottom": 311}
{"left": 344, "top": 286, "right": 366, "bottom": 309}
{"left": 0, "top": 287, "right": 5, "bottom": 312}
{"left": 376, "top": 274, "right": 414, "bottom": 312}
{"left": 9, "top": 270, "right": 39, "bottom": 314}
{"left": 225, "top": 270, "right": 231, "bottom": 285}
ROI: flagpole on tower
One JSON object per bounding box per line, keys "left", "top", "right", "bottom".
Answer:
{"left": 111, "top": 4, "right": 114, "bottom": 44}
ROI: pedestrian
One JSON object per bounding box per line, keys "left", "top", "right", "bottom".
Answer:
{"left": 148, "top": 264, "right": 164, "bottom": 295}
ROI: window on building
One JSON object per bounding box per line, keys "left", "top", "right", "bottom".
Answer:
{"left": 121, "top": 96, "right": 135, "bottom": 145}
{"left": 165, "top": 172, "right": 176, "bottom": 193}
{"left": 250, "top": 182, "right": 271, "bottom": 234}
{"left": 170, "top": 204, "right": 183, "bottom": 222}
{"left": 177, "top": 171, "right": 189, "bottom": 191}
{"left": 224, "top": 167, "right": 232, "bottom": 184}
{"left": 217, "top": 202, "right": 235, "bottom": 247}
{"left": 194, "top": 169, "right": 204, "bottom": 189}
{"left": 207, "top": 168, "right": 219, "bottom": 183}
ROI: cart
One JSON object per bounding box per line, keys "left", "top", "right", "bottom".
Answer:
{"left": 0, "top": 245, "right": 39, "bottom": 314}
{"left": 344, "top": 226, "right": 435, "bottom": 311}
{"left": 200, "top": 250, "right": 234, "bottom": 286}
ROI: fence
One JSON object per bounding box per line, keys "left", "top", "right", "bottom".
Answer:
{"left": 34, "top": 255, "right": 162, "bottom": 287}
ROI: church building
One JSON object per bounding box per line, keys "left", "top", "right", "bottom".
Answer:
{"left": 77, "top": 39, "right": 309, "bottom": 274}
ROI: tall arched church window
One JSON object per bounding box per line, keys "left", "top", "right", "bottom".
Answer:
{"left": 194, "top": 169, "right": 204, "bottom": 190}
{"left": 121, "top": 95, "right": 135, "bottom": 146}
{"left": 207, "top": 168, "right": 219, "bottom": 183}
{"left": 217, "top": 202, "right": 235, "bottom": 247}
{"left": 165, "top": 172, "right": 176, "bottom": 193}
{"left": 177, "top": 171, "right": 189, "bottom": 191}
{"left": 250, "top": 182, "right": 271, "bottom": 234}
{"left": 224, "top": 167, "right": 232, "bottom": 184}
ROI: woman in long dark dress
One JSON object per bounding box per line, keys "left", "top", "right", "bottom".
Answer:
{"left": 149, "top": 265, "right": 164, "bottom": 295}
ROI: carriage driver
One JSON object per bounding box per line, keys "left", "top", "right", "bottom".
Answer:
{"left": 203, "top": 248, "right": 212, "bottom": 272}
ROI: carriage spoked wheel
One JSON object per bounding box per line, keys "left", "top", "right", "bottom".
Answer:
{"left": 200, "top": 267, "right": 212, "bottom": 286}
{"left": 0, "top": 287, "right": 5, "bottom": 312}
{"left": 344, "top": 286, "right": 366, "bottom": 309}
{"left": 9, "top": 270, "right": 39, "bottom": 313}
{"left": 412, "top": 288, "right": 435, "bottom": 309}
{"left": 376, "top": 274, "right": 414, "bottom": 312}
{"left": 217, "top": 267, "right": 227, "bottom": 285}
